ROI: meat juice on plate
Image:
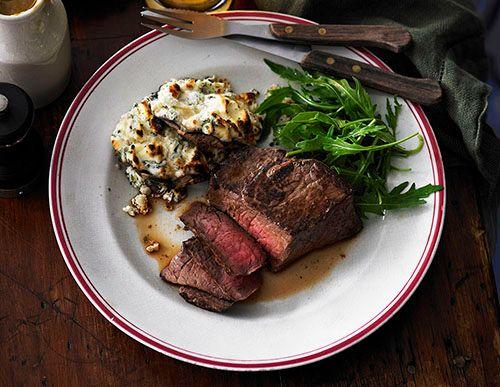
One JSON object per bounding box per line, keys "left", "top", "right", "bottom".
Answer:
{"left": 246, "top": 238, "right": 353, "bottom": 302}
{"left": 135, "top": 192, "right": 208, "bottom": 270}
{"left": 136, "top": 195, "right": 354, "bottom": 301}
{"left": 135, "top": 201, "right": 181, "bottom": 271}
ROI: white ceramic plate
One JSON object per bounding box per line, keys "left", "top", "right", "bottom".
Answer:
{"left": 49, "top": 11, "right": 445, "bottom": 371}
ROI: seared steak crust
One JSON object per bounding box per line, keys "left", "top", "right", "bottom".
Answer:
{"left": 208, "top": 146, "right": 362, "bottom": 271}
{"left": 160, "top": 240, "right": 228, "bottom": 299}
{"left": 178, "top": 286, "right": 234, "bottom": 312}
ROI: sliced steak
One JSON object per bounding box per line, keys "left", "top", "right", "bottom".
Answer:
{"left": 180, "top": 202, "right": 266, "bottom": 276}
{"left": 188, "top": 237, "right": 261, "bottom": 300}
{"left": 161, "top": 238, "right": 260, "bottom": 301}
{"left": 208, "top": 146, "right": 362, "bottom": 271}
{"left": 178, "top": 286, "right": 234, "bottom": 313}
{"left": 160, "top": 241, "right": 228, "bottom": 299}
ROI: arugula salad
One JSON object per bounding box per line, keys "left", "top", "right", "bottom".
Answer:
{"left": 257, "top": 60, "right": 443, "bottom": 217}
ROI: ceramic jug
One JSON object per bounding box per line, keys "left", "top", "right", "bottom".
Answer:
{"left": 0, "top": 0, "right": 71, "bottom": 108}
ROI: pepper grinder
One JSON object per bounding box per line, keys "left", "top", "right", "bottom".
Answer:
{"left": 0, "top": 83, "right": 44, "bottom": 198}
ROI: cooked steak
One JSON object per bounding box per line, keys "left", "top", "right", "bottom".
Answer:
{"left": 161, "top": 240, "right": 228, "bottom": 299}
{"left": 178, "top": 286, "right": 234, "bottom": 313}
{"left": 188, "top": 237, "right": 262, "bottom": 300}
{"left": 161, "top": 238, "right": 261, "bottom": 301}
{"left": 208, "top": 146, "right": 362, "bottom": 271}
{"left": 180, "top": 202, "right": 266, "bottom": 276}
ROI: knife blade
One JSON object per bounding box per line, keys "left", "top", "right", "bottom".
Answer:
{"left": 226, "top": 22, "right": 411, "bottom": 53}
{"left": 226, "top": 35, "right": 442, "bottom": 105}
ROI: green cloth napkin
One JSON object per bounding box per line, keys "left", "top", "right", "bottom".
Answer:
{"left": 256, "top": 0, "right": 500, "bottom": 250}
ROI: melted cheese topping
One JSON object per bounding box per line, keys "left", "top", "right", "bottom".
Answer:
{"left": 149, "top": 77, "right": 261, "bottom": 143}
{"left": 111, "top": 76, "right": 262, "bottom": 206}
{"left": 111, "top": 98, "right": 202, "bottom": 183}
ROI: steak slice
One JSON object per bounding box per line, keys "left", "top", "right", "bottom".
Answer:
{"left": 161, "top": 240, "right": 228, "bottom": 300}
{"left": 178, "top": 286, "right": 234, "bottom": 313}
{"left": 180, "top": 202, "right": 266, "bottom": 276}
{"left": 161, "top": 238, "right": 260, "bottom": 301}
{"left": 208, "top": 146, "right": 362, "bottom": 271}
{"left": 189, "top": 237, "right": 261, "bottom": 300}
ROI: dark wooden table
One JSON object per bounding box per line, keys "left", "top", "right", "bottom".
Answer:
{"left": 1, "top": 1, "right": 499, "bottom": 385}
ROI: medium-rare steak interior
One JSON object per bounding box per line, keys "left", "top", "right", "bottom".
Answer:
{"left": 161, "top": 237, "right": 261, "bottom": 311}
{"left": 208, "top": 147, "right": 362, "bottom": 271}
{"left": 180, "top": 202, "right": 266, "bottom": 276}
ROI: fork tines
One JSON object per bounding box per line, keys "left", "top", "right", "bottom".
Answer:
{"left": 140, "top": 7, "right": 225, "bottom": 39}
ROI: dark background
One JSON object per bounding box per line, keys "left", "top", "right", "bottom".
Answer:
{"left": 476, "top": 0, "right": 500, "bottom": 295}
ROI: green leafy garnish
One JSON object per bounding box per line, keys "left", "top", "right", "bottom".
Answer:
{"left": 385, "top": 96, "right": 402, "bottom": 133}
{"left": 356, "top": 183, "right": 443, "bottom": 215}
{"left": 258, "top": 60, "right": 443, "bottom": 217}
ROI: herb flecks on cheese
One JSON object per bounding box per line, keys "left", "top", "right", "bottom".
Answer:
{"left": 150, "top": 77, "right": 261, "bottom": 143}
{"left": 111, "top": 76, "right": 262, "bottom": 211}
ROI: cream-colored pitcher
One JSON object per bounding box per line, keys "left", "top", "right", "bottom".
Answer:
{"left": 0, "top": 0, "right": 71, "bottom": 108}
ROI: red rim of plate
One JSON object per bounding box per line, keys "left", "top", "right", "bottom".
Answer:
{"left": 49, "top": 11, "right": 446, "bottom": 371}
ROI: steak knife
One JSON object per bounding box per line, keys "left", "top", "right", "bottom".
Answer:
{"left": 226, "top": 35, "right": 442, "bottom": 105}
{"left": 142, "top": 7, "right": 412, "bottom": 53}
{"left": 141, "top": 8, "right": 442, "bottom": 105}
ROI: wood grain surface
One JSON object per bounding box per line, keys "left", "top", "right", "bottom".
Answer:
{"left": 300, "top": 51, "right": 442, "bottom": 105}
{"left": 269, "top": 24, "right": 411, "bottom": 53}
{"left": 0, "top": 1, "right": 498, "bottom": 385}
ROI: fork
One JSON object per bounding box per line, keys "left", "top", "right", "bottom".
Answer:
{"left": 140, "top": 8, "right": 442, "bottom": 105}
{"left": 140, "top": 7, "right": 412, "bottom": 53}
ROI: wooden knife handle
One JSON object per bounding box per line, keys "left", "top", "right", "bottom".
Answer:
{"left": 301, "top": 51, "right": 442, "bottom": 105}
{"left": 270, "top": 24, "right": 411, "bottom": 53}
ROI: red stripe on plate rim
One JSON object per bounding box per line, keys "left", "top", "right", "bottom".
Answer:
{"left": 49, "top": 11, "right": 445, "bottom": 371}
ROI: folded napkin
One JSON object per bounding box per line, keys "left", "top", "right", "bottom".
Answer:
{"left": 256, "top": 0, "right": 500, "bottom": 251}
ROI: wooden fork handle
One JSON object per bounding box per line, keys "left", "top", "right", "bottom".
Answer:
{"left": 301, "top": 51, "right": 442, "bottom": 105}
{"left": 270, "top": 24, "right": 411, "bottom": 53}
